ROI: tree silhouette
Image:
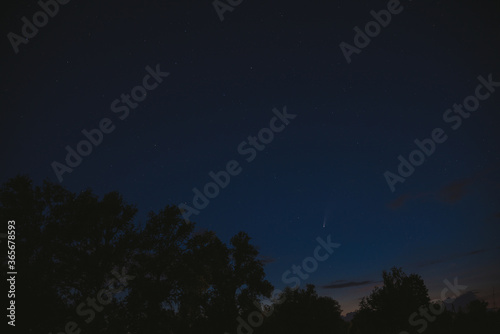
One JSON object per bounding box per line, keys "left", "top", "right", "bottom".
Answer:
{"left": 1, "top": 176, "right": 273, "bottom": 334}
{"left": 450, "top": 300, "right": 499, "bottom": 334}
{"left": 351, "top": 267, "right": 429, "bottom": 334}
{"left": 3, "top": 176, "right": 496, "bottom": 333}
{"left": 259, "top": 284, "right": 347, "bottom": 334}
{"left": 0, "top": 175, "right": 138, "bottom": 333}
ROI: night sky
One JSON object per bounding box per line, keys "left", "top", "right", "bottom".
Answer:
{"left": 1, "top": 0, "right": 499, "bottom": 315}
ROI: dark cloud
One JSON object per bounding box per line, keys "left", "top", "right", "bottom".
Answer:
{"left": 388, "top": 164, "right": 500, "bottom": 209}
{"left": 438, "top": 178, "right": 473, "bottom": 203}
{"left": 387, "top": 191, "right": 430, "bottom": 209}
{"left": 417, "top": 248, "right": 493, "bottom": 268}
{"left": 323, "top": 280, "right": 378, "bottom": 289}
{"left": 467, "top": 249, "right": 488, "bottom": 256}
{"left": 388, "top": 194, "right": 411, "bottom": 209}
{"left": 259, "top": 255, "right": 276, "bottom": 264}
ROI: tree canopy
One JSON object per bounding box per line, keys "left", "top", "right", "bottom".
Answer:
{"left": 1, "top": 176, "right": 497, "bottom": 334}
{"left": 0, "top": 176, "right": 274, "bottom": 334}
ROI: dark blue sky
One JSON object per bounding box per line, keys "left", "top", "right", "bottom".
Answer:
{"left": 1, "top": 0, "right": 499, "bottom": 314}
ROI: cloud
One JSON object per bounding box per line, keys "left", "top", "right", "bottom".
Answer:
{"left": 388, "top": 164, "right": 500, "bottom": 209}
{"left": 388, "top": 194, "right": 411, "bottom": 209}
{"left": 258, "top": 255, "right": 276, "bottom": 264}
{"left": 438, "top": 178, "right": 473, "bottom": 203}
{"left": 417, "top": 247, "right": 495, "bottom": 268}
{"left": 323, "top": 280, "right": 378, "bottom": 289}
{"left": 386, "top": 191, "right": 429, "bottom": 209}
